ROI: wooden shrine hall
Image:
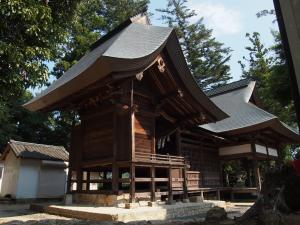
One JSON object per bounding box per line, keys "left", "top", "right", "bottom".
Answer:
{"left": 24, "top": 13, "right": 300, "bottom": 205}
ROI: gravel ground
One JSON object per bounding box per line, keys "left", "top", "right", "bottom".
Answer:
{"left": 0, "top": 203, "right": 251, "bottom": 225}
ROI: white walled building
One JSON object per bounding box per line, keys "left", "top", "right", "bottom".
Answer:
{"left": 0, "top": 140, "right": 69, "bottom": 199}
{"left": 0, "top": 160, "right": 3, "bottom": 193}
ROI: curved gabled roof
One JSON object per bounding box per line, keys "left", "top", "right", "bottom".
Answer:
{"left": 201, "top": 79, "right": 300, "bottom": 143}
{"left": 23, "top": 14, "right": 227, "bottom": 121}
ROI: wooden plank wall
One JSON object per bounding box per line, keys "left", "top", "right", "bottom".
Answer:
{"left": 135, "top": 113, "right": 155, "bottom": 154}
{"left": 181, "top": 134, "right": 221, "bottom": 187}
{"left": 81, "top": 108, "right": 114, "bottom": 161}
{"left": 115, "top": 109, "right": 131, "bottom": 161}
{"left": 202, "top": 147, "right": 221, "bottom": 186}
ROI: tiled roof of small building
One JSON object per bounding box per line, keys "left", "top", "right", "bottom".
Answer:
{"left": 6, "top": 140, "right": 68, "bottom": 161}
{"left": 201, "top": 80, "right": 300, "bottom": 142}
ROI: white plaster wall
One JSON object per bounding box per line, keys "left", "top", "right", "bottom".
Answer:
{"left": 268, "top": 148, "right": 278, "bottom": 157}
{"left": 219, "top": 144, "right": 251, "bottom": 156}
{"left": 37, "top": 161, "right": 67, "bottom": 198}
{"left": 0, "top": 151, "right": 21, "bottom": 198}
{"left": 16, "top": 159, "right": 40, "bottom": 199}
{"left": 255, "top": 144, "right": 267, "bottom": 154}
{"left": 0, "top": 162, "right": 4, "bottom": 193}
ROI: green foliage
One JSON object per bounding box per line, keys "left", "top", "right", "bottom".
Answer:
{"left": 239, "top": 31, "right": 297, "bottom": 128}
{"left": 0, "top": 0, "right": 80, "bottom": 101}
{"left": 0, "top": 91, "right": 77, "bottom": 149}
{"left": 238, "top": 32, "right": 272, "bottom": 85}
{"left": 157, "top": 0, "right": 232, "bottom": 90}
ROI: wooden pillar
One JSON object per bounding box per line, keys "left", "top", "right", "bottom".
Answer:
{"left": 246, "top": 160, "right": 253, "bottom": 187}
{"left": 217, "top": 189, "right": 221, "bottom": 200}
{"left": 219, "top": 160, "right": 224, "bottom": 187}
{"left": 251, "top": 143, "right": 262, "bottom": 191}
{"left": 253, "top": 160, "right": 262, "bottom": 191}
{"left": 66, "top": 169, "right": 72, "bottom": 193}
{"left": 176, "top": 129, "right": 182, "bottom": 155}
{"left": 150, "top": 166, "right": 155, "bottom": 202}
{"left": 130, "top": 163, "right": 136, "bottom": 203}
{"left": 86, "top": 171, "right": 90, "bottom": 191}
{"left": 77, "top": 169, "right": 83, "bottom": 192}
{"left": 112, "top": 164, "right": 119, "bottom": 194}
{"left": 168, "top": 166, "right": 173, "bottom": 203}
{"left": 183, "top": 167, "right": 188, "bottom": 199}
{"left": 230, "top": 191, "right": 234, "bottom": 201}
{"left": 266, "top": 146, "right": 271, "bottom": 169}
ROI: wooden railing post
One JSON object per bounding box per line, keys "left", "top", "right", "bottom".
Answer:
{"left": 183, "top": 166, "right": 188, "bottom": 199}
{"left": 168, "top": 165, "right": 173, "bottom": 203}
{"left": 150, "top": 166, "right": 155, "bottom": 202}
{"left": 130, "top": 163, "right": 136, "bottom": 203}
{"left": 86, "top": 171, "right": 90, "bottom": 191}
{"left": 112, "top": 164, "right": 119, "bottom": 194}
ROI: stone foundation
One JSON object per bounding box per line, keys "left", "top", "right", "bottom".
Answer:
{"left": 73, "top": 193, "right": 130, "bottom": 206}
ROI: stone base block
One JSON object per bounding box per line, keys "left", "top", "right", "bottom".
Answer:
{"left": 166, "top": 199, "right": 176, "bottom": 205}
{"left": 64, "top": 194, "right": 73, "bottom": 205}
{"left": 125, "top": 202, "right": 139, "bottom": 209}
{"left": 190, "top": 196, "right": 204, "bottom": 203}
{"left": 182, "top": 198, "right": 190, "bottom": 203}
{"left": 74, "top": 193, "right": 130, "bottom": 206}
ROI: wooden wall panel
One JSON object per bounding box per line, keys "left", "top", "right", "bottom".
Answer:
{"left": 115, "top": 110, "right": 131, "bottom": 161}
{"left": 70, "top": 125, "right": 82, "bottom": 170}
{"left": 81, "top": 109, "right": 114, "bottom": 161}
{"left": 135, "top": 113, "right": 154, "bottom": 154}
{"left": 181, "top": 134, "right": 221, "bottom": 187}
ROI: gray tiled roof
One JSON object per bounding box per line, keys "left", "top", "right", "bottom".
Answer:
{"left": 23, "top": 14, "right": 227, "bottom": 121}
{"left": 6, "top": 140, "right": 68, "bottom": 161}
{"left": 201, "top": 80, "right": 299, "bottom": 141}
{"left": 205, "top": 79, "right": 251, "bottom": 97}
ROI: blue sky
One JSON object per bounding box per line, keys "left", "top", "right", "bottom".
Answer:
{"left": 148, "top": 0, "right": 278, "bottom": 81}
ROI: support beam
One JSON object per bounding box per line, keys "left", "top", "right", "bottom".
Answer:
{"left": 251, "top": 143, "right": 262, "bottom": 191}
{"left": 253, "top": 160, "right": 262, "bottom": 191}
{"left": 183, "top": 167, "right": 188, "bottom": 199}
{"left": 168, "top": 166, "right": 173, "bottom": 203}
{"left": 86, "top": 171, "right": 90, "bottom": 191}
{"left": 130, "top": 163, "right": 136, "bottom": 203}
{"left": 77, "top": 169, "right": 83, "bottom": 192}
{"left": 150, "top": 166, "right": 155, "bottom": 202}
{"left": 112, "top": 164, "right": 119, "bottom": 194}
{"left": 67, "top": 169, "right": 72, "bottom": 193}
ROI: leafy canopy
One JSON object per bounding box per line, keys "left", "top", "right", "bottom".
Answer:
{"left": 157, "top": 0, "right": 232, "bottom": 90}
{"left": 0, "top": 0, "right": 80, "bottom": 101}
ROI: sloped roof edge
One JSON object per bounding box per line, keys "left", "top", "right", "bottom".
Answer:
{"left": 1, "top": 140, "right": 69, "bottom": 161}
{"left": 23, "top": 14, "right": 228, "bottom": 121}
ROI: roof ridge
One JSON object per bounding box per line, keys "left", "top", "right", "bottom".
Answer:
{"left": 205, "top": 78, "right": 253, "bottom": 97}
{"left": 9, "top": 140, "right": 65, "bottom": 149}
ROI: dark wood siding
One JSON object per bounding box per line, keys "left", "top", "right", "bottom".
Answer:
{"left": 135, "top": 113, "right": 155, "bottom": 154}
{"left": 81, "top": 108, "right": 114, "bottom": 161}
{"left": 181, "top": 134, "right": 221, "bottom": 187}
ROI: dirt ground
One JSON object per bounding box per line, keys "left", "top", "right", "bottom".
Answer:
{"left": 0, "top": 203, "right": 251, "bottom": 225}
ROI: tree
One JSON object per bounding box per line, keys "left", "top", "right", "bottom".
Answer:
{"left": 157, "top": 0, "right": 231, "bottom": 90}
{"left": 52, "top": 0, "right": 149, "bottom": 79}
{"left": 0, "top": 0, "right": 82, "bottom": 149}
{"left": 239, "top": 31, "right": 297, "bottom": 128}
{"left": 0, "top": 0, "right": 81, "bottom": 101}
{"left": 238, "top": 32, "right": 272, "bottom": 85}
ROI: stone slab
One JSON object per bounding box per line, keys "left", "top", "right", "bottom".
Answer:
{"left": 30, "top": 202, "right": 216, "bottom": 222}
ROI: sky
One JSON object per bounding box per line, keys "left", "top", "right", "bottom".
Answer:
{"left": 148, "top": 0, "right": 278, "bottom": 81}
